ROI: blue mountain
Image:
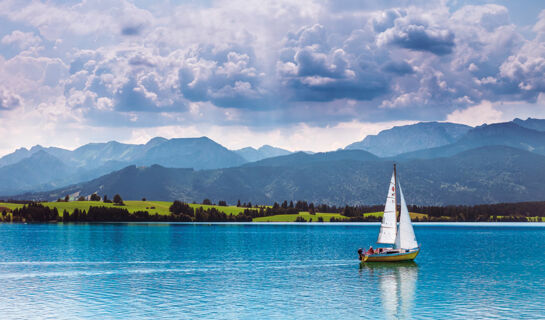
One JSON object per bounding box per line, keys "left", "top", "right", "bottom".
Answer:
{"left": 234, "top": 145, "right": 291, "bottom": 162}
{"left": 13, "top": 146, "right": 545, "bottom": 206}
{"left": 345, "top": 122, "right": 471, "bottom": 157}
{"left": 512, "top": 117, "right": 545, "bottom": 132}
{"left": 398, "top": 122, "right": 545, "bottom": 159}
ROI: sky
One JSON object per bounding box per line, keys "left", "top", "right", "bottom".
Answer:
{"left": 1, "top": 0, "right": 545, "bottom": 156}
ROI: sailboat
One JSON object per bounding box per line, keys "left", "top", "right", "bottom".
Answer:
{"left": 359, "top": 164, "right": 420, "bottom": 262}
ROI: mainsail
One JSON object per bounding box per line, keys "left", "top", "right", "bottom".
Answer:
{"left": 377, "top": 172, "right": 397, "bottom": 244}
{"left": 394, "top": 183, "right": 418, "bottom": 250}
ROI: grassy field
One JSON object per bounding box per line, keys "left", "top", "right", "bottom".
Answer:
{"left": 254, "top": 212, "right": 345, "bottom": 222}
{"left": 2, "top": 201, "right": 542, "bottom": 222}
{"left": 254, "top": 211, "right": 428, "bottom": 222}
{"left": 0, "top": 201, "right": 247, "bottom": 217}
{"left": 0, "top": 203, "right": 25, "bottom": 211}
{"left": 363, "top": 211, "right": 429, "bottom": 220}
{"left": 41, "top": 201, "right": 172, "bottom": 215}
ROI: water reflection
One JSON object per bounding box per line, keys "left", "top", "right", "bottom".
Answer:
{"left": 360, "top": 262, "right": 419, "bottom": 319}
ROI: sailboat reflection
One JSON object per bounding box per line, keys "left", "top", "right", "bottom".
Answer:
{"left": 361, "top": 262, "right": 419, "bottom": 319}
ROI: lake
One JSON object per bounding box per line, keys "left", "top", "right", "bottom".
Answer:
{"left": 0, "top": 223, "right": 544, "bottom": 319}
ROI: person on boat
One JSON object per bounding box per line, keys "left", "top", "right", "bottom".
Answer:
{"left": 366, "top": 246, "right": 375, "bottom": 255}
{"left": 358, "top": 248, "right": 365, "bottom": 261}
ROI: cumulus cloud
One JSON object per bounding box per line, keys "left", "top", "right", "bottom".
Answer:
{"left": 446, "top": 100, "right": 503, "bottom": 126}
{"left": 497, "top": 10, "right": 545, "bottom": 99}
{"left": 277, "top": 24, "right": 389, "bottom": 102}
{"left": 381, "top": 60, "right": 414, "bottom": 75}
{"left": 178, "top": 48, "right": 268, "bottom": 108}
{"left": 0, "top": 0, "right": 544, "bottom": 156}
{"left": 0, "top": 88, "right": 22, "bottom": 109}
{"left": 1, "top": 30, "right": 41, "bottom": 50}
{"left": 376, "top": 14, "right": 455, "bottom": 55}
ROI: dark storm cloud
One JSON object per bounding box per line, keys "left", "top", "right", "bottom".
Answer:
{"left": 121, "top": 24, "right": 143, "bottom": 36}
{"left": 381, "top": 60, "right": 414, "bottom": 75}
{"left": 380, "top": 23, "right": 455, "bottom": 55}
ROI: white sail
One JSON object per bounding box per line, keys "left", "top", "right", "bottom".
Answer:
{"left": 377, "top": 172, "right": 397, "bottom": 244}
{"left": 394, "top": 183, "right": 418, "bottom": 250}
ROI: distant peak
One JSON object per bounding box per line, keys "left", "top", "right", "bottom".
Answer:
{"left": 258, "top": 145, "right": 275, "bottom": 150}
{"left": 146, "top": 137, "right": 167, "bottom": 145}
{"left": 168, "top": 136, "right": 213, "bottom": 142}
{"left": 236, "top": 146, "right": 257, "bottom": 151}
{"left": 258, "top": 145, "right": 291, "bottom": 152}
{"left": 30, "top": 144, "right": 44, "bottom": 151}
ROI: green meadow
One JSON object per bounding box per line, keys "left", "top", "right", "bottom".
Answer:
{"left": 0, "top": 201, "right": 248, "bottom": 217}
{"left": 0, "top": 203, "right": 25, "bottom": 211}
{"left": 363, "top": 211, "right": 428, "bottom": 220}
{"left": 1, "top": 201, "right": 355, "bottom": 221}
{"left": 6, "top": 201, "right": 541, "bottom": 222}
{"left": 253, "top": 211, "right": 345, "bottom": 222}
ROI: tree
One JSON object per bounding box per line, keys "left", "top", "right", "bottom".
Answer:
{"left": 77, "top": 196, "right": 85, "bottom": 201}
{"left": 64, "top": 195, "right": 70, "bottom": 202}
{"left": 202, "top": 199, "right": 212, "bottom": 205}
{"left": 170, "top": 200, "right": 195, "bottom": 217}
{"left": 113, "top": 194, "right": 124, "bottom": 205}
{"left": 90, "top": 193, "right": 101, "bottom": 201}
{"left": 237, "top": 199, "right": 241, "bottom": 207}
{"left": 141, "top": 197, "right": 147, "bottom": 201}
{"left": 170, "top": 200, "right": 184, "bottom": 214}
{"left": 218, "top": 200, "right": 227, "bottom": 206}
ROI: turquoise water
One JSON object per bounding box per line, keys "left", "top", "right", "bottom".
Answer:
{"left": 0, "top": 223, "right": 544, "bottom": 319}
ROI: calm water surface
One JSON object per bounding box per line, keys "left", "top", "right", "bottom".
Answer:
{"left": 0, "top": 223, "right": 544, "bottom": 319}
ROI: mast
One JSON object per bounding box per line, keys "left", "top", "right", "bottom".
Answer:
{"left": 394, "top": 163, "right": 397, "bottom": 222}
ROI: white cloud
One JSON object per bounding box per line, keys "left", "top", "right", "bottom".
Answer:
{"left": 0, "top": 0, "right": 544, "bottom": 157}
{"left": 0, "top": 87, "right": 22, "bottom": 109}
{"left": 1, "top": 30, "right": 41, "bottom": 50}
{"left": 445, "top": 100, "right": 504, "bottom": 126}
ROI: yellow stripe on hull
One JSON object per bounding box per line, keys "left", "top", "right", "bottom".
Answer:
{"left": 365, "top": 249, "right": 419, "bottom": 262}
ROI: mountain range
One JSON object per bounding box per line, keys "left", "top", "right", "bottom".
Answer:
{"left": 234, "top": 145, "right": 291, "bottom": 162}
{"left": 345, "top": 121, "right": 471, "bottom": 157}
{"left": 12, "top": 146, "right": 545, "bottom": 206}
{"left": 2, "top": 117, "right": 545, "bottom": 205}
{"left": 0, "top": 137, "right": 255, "bottom": 195}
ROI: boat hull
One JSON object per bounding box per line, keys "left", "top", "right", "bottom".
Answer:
{"left": 364, "top": 248, "right": 420, "bottom": 262}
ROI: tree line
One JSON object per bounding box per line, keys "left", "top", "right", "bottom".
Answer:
{"left": 3, "top": 202, "right": 274, "bottom": 223}
{"left": 408, "top": 202, "right": 545, "bottom": 221}
{"left": 2, "top": 199, "right": 545, "bottom": 223}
